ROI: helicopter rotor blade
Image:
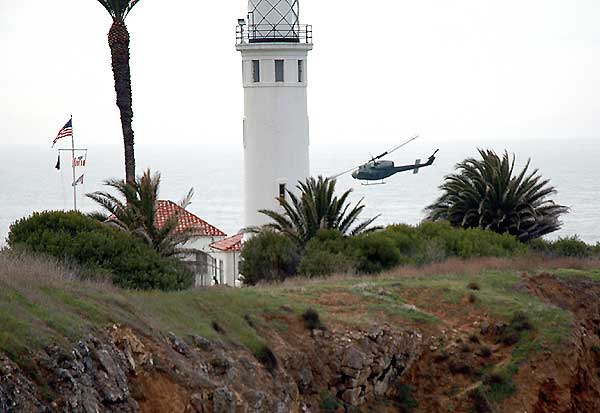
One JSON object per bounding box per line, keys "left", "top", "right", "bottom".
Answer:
{"left": 372, "top": 135, "right": 420, "bottom": 161}
{"left": 329, "top": 165, "right": 360, "bottom": 180}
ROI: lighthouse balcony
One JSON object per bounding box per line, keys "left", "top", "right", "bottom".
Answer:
{"left": 236, "top": 23, "right": 312, "bottom": 45}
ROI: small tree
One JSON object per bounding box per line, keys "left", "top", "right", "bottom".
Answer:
{"left": 259, "top": 176, "right": 380, "bottom": 246}
{"left": 426, "top": 149, "right": 568, "bottom": 241}
{"left": 86, "top": 169, "right": 195, "bottom": 257}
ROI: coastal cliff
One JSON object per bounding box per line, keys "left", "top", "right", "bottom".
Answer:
{"left": 2, "top": 256, "right": 600, "bottom": 412}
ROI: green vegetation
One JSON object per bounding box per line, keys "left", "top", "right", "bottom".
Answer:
{"left": 94, "top": 0, "right": 142, "bottom": 183}
{"left": 426, "top": 149, "right": 569, "bottom": 241}
{"left": 87, "top": 168, "right": 196, "bottom": 258}
{"left": 287, "top": 221, "right": 527, "bottom": 281}
{"left": 0, "top": 251, "right": 580, "bottom": 359}
{"left": 7, "top": 211, "right": 192, "bottom": 291}
{"left": 0, "top": 250, "right": 594, "bottom": 409}
{"left": 258, "top": 176, "right": 379, "bottom": 246}
{"left": 239, "top": 230, "right": 301, "bottom": 285}
{"left": 302, "top": 308, "right": 323, "bottom": 330}
{"left": 396, "top": 384, "right": 418, "bottom": 412}
{"left": 320, "top": 391, "right": 341, "bottom": 412}
{"left": 529, "top": 236, "right": 600, "bottom": 258}
{"left": 244, "top": 221, "right": 528, "bottom": 283}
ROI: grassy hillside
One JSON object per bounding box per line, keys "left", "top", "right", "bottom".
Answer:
{"left": 1, "top": 250, "right": 599, "bottom": 409}
{"left": 0, "top": 252, "right": 593, "bottom": 355}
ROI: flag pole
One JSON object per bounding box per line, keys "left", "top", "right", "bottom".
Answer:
{"left": 70, "top": 115, "right": 77, "bottom": 211}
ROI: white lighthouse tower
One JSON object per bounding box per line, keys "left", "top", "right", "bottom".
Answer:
{"left": 236, "top": 0, "right": 313, "bottom": 229}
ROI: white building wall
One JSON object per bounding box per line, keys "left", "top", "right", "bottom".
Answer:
{"left": 212, "top": 251, "right": 241, "bottom": 287}
{"left": 185, "top": 236, "right": 225, "bottom": 253}
{"left": 237, "top": 43, "right": 312, "bottom": 229}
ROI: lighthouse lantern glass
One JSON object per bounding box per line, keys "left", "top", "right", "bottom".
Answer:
{"left": 247, "top": 0, "right": 300, "bottom": 42}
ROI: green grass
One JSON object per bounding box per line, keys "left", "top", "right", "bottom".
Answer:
{"left": 0, "top": 252, "right": 594, "bottom": 399}
{"left": 554, "top": 268, "right": 600, "bottom": 282}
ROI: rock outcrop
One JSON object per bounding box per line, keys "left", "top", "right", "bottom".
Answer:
{"left": 0, "top": 322, "right": 421, "bottom": 413}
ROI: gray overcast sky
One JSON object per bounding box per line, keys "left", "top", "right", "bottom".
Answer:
{"left": 1, "top": 0, "right": 599, "bottom": 146}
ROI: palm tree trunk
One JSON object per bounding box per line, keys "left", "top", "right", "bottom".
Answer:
{"left": 108, "top": 20, "right": 136, "bottom": 184}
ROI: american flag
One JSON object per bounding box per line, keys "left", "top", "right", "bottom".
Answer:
{"left": 52, "top": 118, "right": 73, "bottom": 147}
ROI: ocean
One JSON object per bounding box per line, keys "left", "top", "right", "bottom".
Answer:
{"left": 1, "top": 139, "right": 599, "bottom": 246}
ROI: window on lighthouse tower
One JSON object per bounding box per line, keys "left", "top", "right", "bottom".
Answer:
{"left": 279, "top": 183, "right": 286, "bottom": 200}
{"left": 298, "top": 60, "right": 304, "bottom": 82}
{"left": 252, "top": 60, "right": 260, "bottom": 83}
{"left": 275, "top": 60, "right": 284, "bottom": 82}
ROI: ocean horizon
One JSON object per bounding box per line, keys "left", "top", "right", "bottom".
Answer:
{"left": 1, "top": 138, "right": 599, "bottom": 246}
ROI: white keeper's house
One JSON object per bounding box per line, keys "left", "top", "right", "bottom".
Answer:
{"left": 155, "top": 201, "right": 243, "bottom": 287}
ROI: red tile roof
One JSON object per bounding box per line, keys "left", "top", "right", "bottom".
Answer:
{"left": 155, "top": 200, "right": 226, "bottom": 237}
{"left": 210, "top": 233, "right": 243, "bottom": 252}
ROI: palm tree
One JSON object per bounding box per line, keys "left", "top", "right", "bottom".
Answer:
{"left": 425, "top": 149, "right": 569, "bottom": 242}
{"left": 258, "top": 176, "right": 380, "bottom": 246}
{"left": 95, "top": 0, "right": 142, "bottom": 183}
{"left": 86, "top": 169, "right": 196, "bottom": 257}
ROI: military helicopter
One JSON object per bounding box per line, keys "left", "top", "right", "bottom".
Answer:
{"left": 331, "top": 135, "right": 439, "bottom": 184}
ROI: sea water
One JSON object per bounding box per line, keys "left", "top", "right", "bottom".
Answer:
{"left": 1, "top": 139, "right": 599, "bottom": 245}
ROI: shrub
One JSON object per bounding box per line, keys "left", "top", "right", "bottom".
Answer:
{"left": 353, "top": 232, "right": 401, "bottom": 273}
{"left": 320, "top": 392, "right": 340, "bottom": 413}
{"left": 7, "top": 211, "right": 193, "bottom": 291}
{"left": 396, "top": 384, "right": 418, "bottom": 412}
{"left": 467, "top": 282, "right": 481, "bottom": 291}
{"left": 255, "top": 345, "right": 278, "bottom": 372}
{"left": 510, "top": 312, "right": 533, "bottom": 332}
{"left": 469, "top": 388, "right": 492, "bottom": 413}
{"left": 483, "top": 373, "right": 505, "bottom": 386}
{"left": 211, "top": 321, "right": 225, "bottom": 334}
{"left": 382, "top": 221, "right": 526, "bottom": 265}
{"left": 449, "top": 358, "right": 473, "bottom": 375}
{"left": 240, "top": 230, "right": 300, "bottom": 285}
{"left": 477, "top": 346, "right": 492, "bottom": 358}
{"left": 531, "top": 236, "right": 593, "bottom": 258}
{"left": 302, "top": 308, "right": 322, "bottom": 330}
{"left": 298, "top": 230, "right": 357, "bottom": 277}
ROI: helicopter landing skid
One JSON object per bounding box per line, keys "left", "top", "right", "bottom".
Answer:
{"left": 361, "top": 180, "right": 386, "bottom": 186}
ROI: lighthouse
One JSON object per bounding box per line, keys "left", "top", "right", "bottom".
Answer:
{"left": 236, "top": 0, "right": 313, "bottom": 229}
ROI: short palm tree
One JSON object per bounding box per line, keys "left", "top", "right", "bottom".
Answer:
{"left": 425, "top": 149, "right": 568, "bottom": 241}
{"left": 259, "top": 176, "right": 380, "bottom": 246}
{"left": 95, "top": 0, "right": 142, "bottom": 183}
{"left": 86, "top": 169, "right": 196, "bottom": 257}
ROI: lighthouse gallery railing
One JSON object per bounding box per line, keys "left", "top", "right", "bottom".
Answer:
{"left": 236, "top": 24, "right": 313, "bottom": 44}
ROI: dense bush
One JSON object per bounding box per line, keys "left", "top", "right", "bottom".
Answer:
{"left": 296, "top": 222, "right": 527, "bottom": 277}
{"left": 529, "top": 236, "right": 599, "bottom": 258}
{"left": 239, "top": 230, "right": 300, "bottom": 285}
{"left": 7, "top": 211, "right": 193, "bottom": 291}
{"left": 353, "top": 232, "right": 402, "bottom": 273}
{"left": 298, "top": 230, "right": 356, "bottom": 276}
{"left": 388, "top": 221, "right": 528, "bottom": 263}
